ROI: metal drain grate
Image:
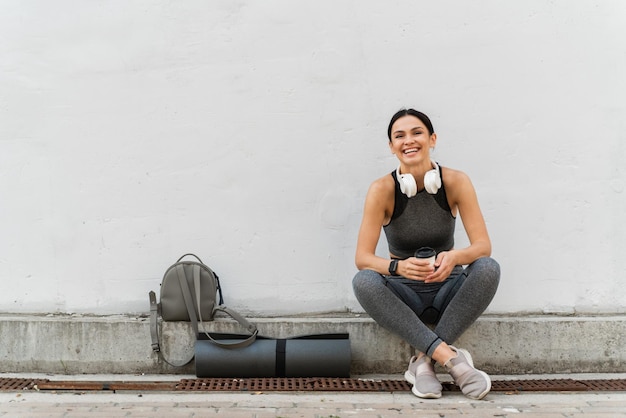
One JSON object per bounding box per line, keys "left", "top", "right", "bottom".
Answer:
{"left": 179, "top": 378, "right": 626, "bottom": 393}
{"left": 0, "top": 378, "right": 47, "bottom": 391}
{"left": 577, "top": 380, "right": 626, "bottom": 391}
{"left": 2, "top": 377, "right": 626, "bottom": 393}
{"left": 176, "top": 378, "right": 411, "bottom": 392}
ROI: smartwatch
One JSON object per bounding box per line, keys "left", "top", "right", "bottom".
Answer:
{"left": 388, "top": 259, "right": 399, "bottom": 276}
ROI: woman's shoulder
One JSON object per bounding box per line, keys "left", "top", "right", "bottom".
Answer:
{"left": 441, "top": 165, "right": 476, "bottom": 205}
{"left": 364, "top": 173, "right": 396, "bottom": 212}
{"left": 368, "top": 172, "right": 395, "bottom": 195}
{"left": 441, "top": 165, "right": 471, "bottom": 186}
{"left": 364, "top": 172, "right": 396, "bottom": 221}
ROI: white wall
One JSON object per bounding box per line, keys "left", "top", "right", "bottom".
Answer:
{"left": 1, "top": 1, "right": 625, "bottom": 316}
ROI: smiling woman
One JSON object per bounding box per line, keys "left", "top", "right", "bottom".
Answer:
{"left": 352, "top": 108, "right": 501, "bottom": 401}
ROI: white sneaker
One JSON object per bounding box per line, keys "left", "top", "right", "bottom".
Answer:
{"left": 404, "top": 355, "right": 442, "bottom": 399}
{"left": 444, "top": 346, "right": 491, "bottom": 400}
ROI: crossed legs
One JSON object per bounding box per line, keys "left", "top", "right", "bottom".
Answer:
{"left": 352, "top": 257, "right": 500, "bottom": 398}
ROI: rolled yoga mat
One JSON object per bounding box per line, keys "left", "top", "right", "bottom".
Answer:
{"left": 195, "top": 333, "right": 351, "bottom": 378}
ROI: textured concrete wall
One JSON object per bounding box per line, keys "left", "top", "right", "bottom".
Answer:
{"left": 1, "top": 1, "right": 625, "bottom": 316}
{"left": 1, "top": 314, "right": 624, "bottom": 375}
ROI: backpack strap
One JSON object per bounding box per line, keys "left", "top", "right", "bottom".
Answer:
{"left": 154, "top": 264, "right": 199, "bottom": 367}
{"left": 181, "top": 263, "right": 257, "bottom": 348}
{"left": 204, "top": 305, "right": 258, "bottom": 349}
{"left": 176, "top": 264, "right": 199, "bottom": 336}
{"left": 149, "top": 291, "right": 160, "bottom": 352}
{"left": 177, "top": 253, "right": 203, "bottom": 263}
{"left": 148, "top": 289, "right": 196, "bottom": 367}
{"left": 172, "top": 264, "right": 258, "bottom": 355}
{"left": 193, "top": 264, "right": 204, "bottom": 323}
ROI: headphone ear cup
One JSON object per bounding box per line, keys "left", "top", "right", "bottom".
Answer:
{"left": 424, "top": 163, "right": 442, "bottom": 194}
{"left": 396, "top": 167, "right": 417, "bottom": 198}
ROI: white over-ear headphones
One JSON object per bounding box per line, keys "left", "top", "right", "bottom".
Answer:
{"left": 396, "top": 161, "right": 441, "bottom": 197}
{"left": 396, "top": 167, "right": 417, "bottom": 197}
{"left": 424, "top": 161, "right": 442, "bottom": 194}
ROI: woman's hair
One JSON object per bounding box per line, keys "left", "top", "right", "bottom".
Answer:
{"left": 387, "top": 108, "right": 435, "bottom": 141}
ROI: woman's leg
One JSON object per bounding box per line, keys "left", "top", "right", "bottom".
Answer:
{"left": 353, "top": 269, "right": 446, "bottom": 399}
{"left": 425, "top": 258, "right": 500, "bottom": 400}
{"left": 352, "top": 269, "right": 444, "bottom": 356}
{"left": 433, "top": 257, "right": 500, "bottom": 344}
{"left": 353, "top": 259, "right": 500, "bottom": 400}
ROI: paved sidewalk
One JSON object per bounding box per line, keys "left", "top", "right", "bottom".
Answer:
{"left": 1, "top": 374, "right": 625, "bottom": 417}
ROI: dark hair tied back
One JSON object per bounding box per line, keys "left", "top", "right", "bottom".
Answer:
{"left": 387, "top": 108, "right": 435, "bottom": 141}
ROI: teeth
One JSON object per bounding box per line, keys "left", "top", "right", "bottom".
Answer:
{"left": 404, "top": 148, "right": 418, "bottom": 154}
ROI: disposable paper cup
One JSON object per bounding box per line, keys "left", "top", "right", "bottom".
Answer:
{"left": 415, "top": 247, "right": 436, "bottom": 267}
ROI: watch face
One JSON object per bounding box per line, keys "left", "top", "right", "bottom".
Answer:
{"left": 389, "top": 260, "right": 398, "bottom": 275}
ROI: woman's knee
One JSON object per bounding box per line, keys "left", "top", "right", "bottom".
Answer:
{"left": 467, "top": 257, "right": 501, "bottom": 288}
{"left": 352, "top": 270, "right": 382, "bottom": 289}
{"left": 352, "top": 269, "right": 384, "bottom": 293}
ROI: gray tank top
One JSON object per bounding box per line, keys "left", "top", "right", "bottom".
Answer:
{"left": 383, "top": 167, "right": 456, "bottom": 259}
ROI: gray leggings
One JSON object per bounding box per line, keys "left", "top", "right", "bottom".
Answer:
{"left": 352, "top": 257, "right": 500, "bottom": 357}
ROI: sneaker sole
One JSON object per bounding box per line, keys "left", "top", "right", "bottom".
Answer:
{"left": 411, "top": 385, "right": 442, "bottom": 399}
{"left": 403, "top": 370, "right": 415, "bottom": 385}
{"left": 405, "top": 369, "right": 443, "bottom": 399}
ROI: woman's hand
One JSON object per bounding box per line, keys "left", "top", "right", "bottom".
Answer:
{"left": 398, "top": 257, "right": 436, "bottom": 281}
{"left": 423, "top": 251, "right": 457, "bottom": 283}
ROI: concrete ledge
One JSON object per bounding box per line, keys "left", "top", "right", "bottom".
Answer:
{"left": 0, "top": 314, "right": 624, "bottom": 375}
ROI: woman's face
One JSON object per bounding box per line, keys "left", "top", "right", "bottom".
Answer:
{"left": 389, "top": 115, "right": 437, "bottom": 165}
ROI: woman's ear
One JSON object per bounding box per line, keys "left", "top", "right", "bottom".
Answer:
{"left": 429, "top": 133, "right": 438, "bottom": 148}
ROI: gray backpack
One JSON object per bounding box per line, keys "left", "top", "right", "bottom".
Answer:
{"left": 149, "top": 253, "right": 257, "bottom": 367}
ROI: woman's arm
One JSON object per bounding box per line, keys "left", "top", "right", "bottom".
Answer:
{"left": 425, "top": 168, "right": 491, "bottom": 282}
{"left": 354, "top": 176, "right": 395, "bottom": 274}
